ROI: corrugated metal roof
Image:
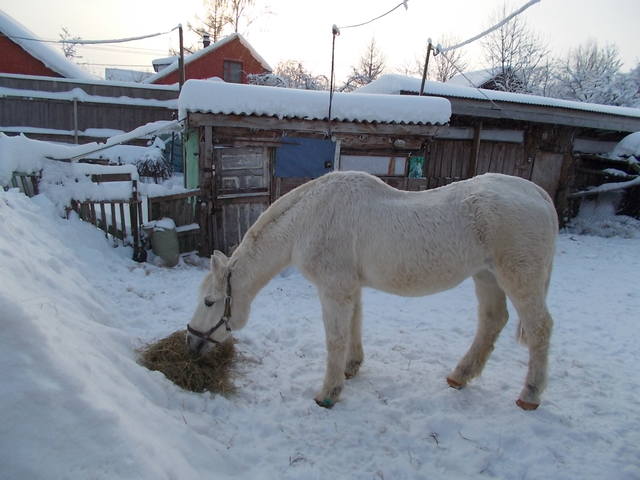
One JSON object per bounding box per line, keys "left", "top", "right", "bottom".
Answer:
{"left": 179, "top": 80, "right": 452, "bottom": 125}
{"left": 357, "top": 74, "right": 640, "bottom": 120}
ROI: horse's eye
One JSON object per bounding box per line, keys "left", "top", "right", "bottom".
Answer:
{"left": 204, "top": 298, "right": 215, "bottom": 307}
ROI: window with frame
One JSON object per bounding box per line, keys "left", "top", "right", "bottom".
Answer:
{"left": 340, "top": 155, "right": 408, "bottom": 176}
{"left": 223, "top": 60, "right": 243, "bottom": 83}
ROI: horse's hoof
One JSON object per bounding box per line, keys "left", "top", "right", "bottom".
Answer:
{"left": 447, "top": 377, "right": 464, "bottom": 389}
{"left": 345, "top": 360, "right": 362, "bottom": 379}
{"left": 516, "top": 399, "right": 539, "bottom": 411}
{"left": 315, "top": 397, "right": 335, "bottom": 409}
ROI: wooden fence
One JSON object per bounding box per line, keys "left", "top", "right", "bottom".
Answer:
{"left": 7, "top": 172, "right": 40, "bottom": 197}
{"left": 67, "top": 173, "right": 145, "bottom": 261}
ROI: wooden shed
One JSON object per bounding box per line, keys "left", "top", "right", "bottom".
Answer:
{"left": 359, "top": 74, "right": 640, "bottom": 220}
{"left": 171, "top": 77, "right": 640, "bottom": 257}
{"left": 177, "top": 79, "right": 451, "bottom": 255}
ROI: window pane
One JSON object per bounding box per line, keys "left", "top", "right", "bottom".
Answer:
{"left": 223, "top": 61, "right": 243, "bottom": 83}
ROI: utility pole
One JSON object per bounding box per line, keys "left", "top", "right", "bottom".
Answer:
{"left": 178, "top": 24, "right": 185, "bottom": 90}
{"left": 419, "top": 40, "right": 433, "bottom": 96}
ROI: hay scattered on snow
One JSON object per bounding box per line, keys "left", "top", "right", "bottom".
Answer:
{"left": 138, "top": 329, "right": 236, "bottom": 394}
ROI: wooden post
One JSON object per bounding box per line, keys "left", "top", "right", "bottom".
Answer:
{"left": 100, "top": 203, "right": 108, "bottom": 237}
{"left": 110, "top": 203, "right": 117, "bottom": 240}
{"left": 419, "top": 41, "right": 433, "bottom": 96}
{"left": 130, "top": 180, "right": 144, "bottom": 262}
{"left": 73, "top": 98, "right": 79, "bottom": 144}
{"left": 468, "top": 122, "right": 482, "bottom": 179}
{"left": 204, "top": 126, "right": 216, "bottom": 254}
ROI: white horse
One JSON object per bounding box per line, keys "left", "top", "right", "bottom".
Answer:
{"left": 187, "top": 171, "right": 557, "bottom": 410}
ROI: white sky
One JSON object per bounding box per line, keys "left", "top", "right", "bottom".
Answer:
{"left": 1, "top": 0, "right": 639, "bottom": 81}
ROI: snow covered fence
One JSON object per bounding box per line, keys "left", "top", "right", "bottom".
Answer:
{"left": 66, "top": 172, "right": 145, "bottom": 260}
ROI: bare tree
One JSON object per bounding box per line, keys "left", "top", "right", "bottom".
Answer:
{"left": 274, "top": 60, "right": 328, "bottom": 90}
{"left": 229, "top": 0, "right": 256, "bottom": 33}
{"left": 396, "top": 37, "right": 467, "bottom": 82}
{"left": 482, "top": 2, "right": 549, "bottom": 92}
{"left": 431, "top": 38, "right": 468, "bottom": 82}
{"left": 199, "top": 0, "right": 233, "bottom": 42}
{"left": 181, "top": 0, "right": 264, "bottom": 55}
{"left": 341, "top": 38, "right": 385, "bottom": 92}
{"left": 59, "top": 27, "right": 81, "bottom": 59}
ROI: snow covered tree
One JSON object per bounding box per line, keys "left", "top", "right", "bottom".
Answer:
{"left": 274, "top": 60, "right": 328, "bottom": 90}
{"left": 481, "top": 2, "right": 549, "bottom": 93}
{"left": 626, "top": 63, "right": 640, "bottom": 107}
{"left": 341, "top": 38, "right": 386, "bottom": 92}
{"left": 554, "top": 41, "right": 637, "bottom": 106}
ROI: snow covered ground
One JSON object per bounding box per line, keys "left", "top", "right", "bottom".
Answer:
{"left": 1, "top": 187, "right": 639, "bottom": 480}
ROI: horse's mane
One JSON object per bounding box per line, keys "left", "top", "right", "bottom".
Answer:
{"left": 241, "top": 176, "right": 321, "bottom": 246}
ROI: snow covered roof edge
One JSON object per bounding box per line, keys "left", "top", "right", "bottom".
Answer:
{"left": 178, "top": 80, "right": 451, "bottom": 125}
{"left": 144, "top": 33, "right": 272, "bottom": 84}
{"left": 0, "top": 10, "right": 94, "bottom": 80}
{"left": 358, "top": 74, "right": 640, "bottom": 120}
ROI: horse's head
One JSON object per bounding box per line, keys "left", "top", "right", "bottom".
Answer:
{"left": 186, "top": 251, "right": 235, "bottom": 356}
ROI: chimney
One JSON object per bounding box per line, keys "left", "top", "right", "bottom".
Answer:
{"left": 203, "top": 33, "right": 211, "bottom": 48}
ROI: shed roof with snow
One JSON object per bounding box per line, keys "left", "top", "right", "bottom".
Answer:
{"left": 0, "top": 10, "right": 92, "bottom": 80}
{"left": 358, "top": 74, "right": 640, "bottom": 132}
{"left": 179, "top": 79, "right": 451, "bottom": 126}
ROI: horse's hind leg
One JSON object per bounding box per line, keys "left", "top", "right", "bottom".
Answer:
{"left": 447, "top": 270, "right": 509, "bottom": 389}
{"left": 496, "top": 265, "right": 553, "bottom": 410}
{"left": 345, "top": 288, "right": 364, "bottom": 379}
{"left": 510, "top": 298, "right": 553, "bottom": 410}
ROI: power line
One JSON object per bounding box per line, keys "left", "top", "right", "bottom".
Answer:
{"left": 436, "top": 0, "right": 540, "bottom": 53}
{"left": 79, "top": 63, "right": 154, "bottom": 68}
{"left": 80, "top": 44, "right": 168, "bottom": 55}
{"left": 2, "top": 26, "right": 178, "bottom": 46}
{"left": 338, "top": 0, "right": 409, "bottom": 30}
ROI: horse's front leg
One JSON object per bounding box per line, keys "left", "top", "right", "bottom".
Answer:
{"left": 315, "top": 290, "right": 355, "bottom": 408}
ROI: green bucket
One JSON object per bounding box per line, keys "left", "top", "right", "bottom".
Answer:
{"left": 144, "top": 218, "right": 180, "bottom": 267}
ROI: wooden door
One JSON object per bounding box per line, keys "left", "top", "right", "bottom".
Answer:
{"left": 212, "top": 147, "right": 271, "bottom": 254}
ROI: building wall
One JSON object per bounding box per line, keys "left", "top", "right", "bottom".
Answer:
{"left": 0, "top": 36, "right": 62, "bottom": 77}
{"left": 151, "top": 37, "right": 268, "bottom": 85}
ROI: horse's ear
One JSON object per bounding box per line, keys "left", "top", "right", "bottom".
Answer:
{"left": 210, "top": 251, "right": 228, "bottom": 272}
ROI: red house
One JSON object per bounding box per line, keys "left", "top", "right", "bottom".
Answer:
{"left": 0, "top": 10, "right": 91, "bottom": 79}
{"left": 146, "top": 33, "right": 272, "bottom": 85}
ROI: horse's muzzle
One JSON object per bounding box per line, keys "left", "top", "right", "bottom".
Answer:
{"left": 186, "top": 332, "right": 208, "bottom": 356}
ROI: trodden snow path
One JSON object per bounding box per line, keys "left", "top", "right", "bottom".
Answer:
{"left": 1, "top": 188, "right": 639, "bottom": 479}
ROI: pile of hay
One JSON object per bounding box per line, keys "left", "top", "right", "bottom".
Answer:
{"left": 138, "top": 330, "right": 236, "bottom": 394}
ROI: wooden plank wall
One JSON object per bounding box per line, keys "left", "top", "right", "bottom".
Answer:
{"left": 0, "top": 75, "right": 177, "bottom": 143}
{"left": 425, "top": 140, "right": 473, "bottom": 188}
